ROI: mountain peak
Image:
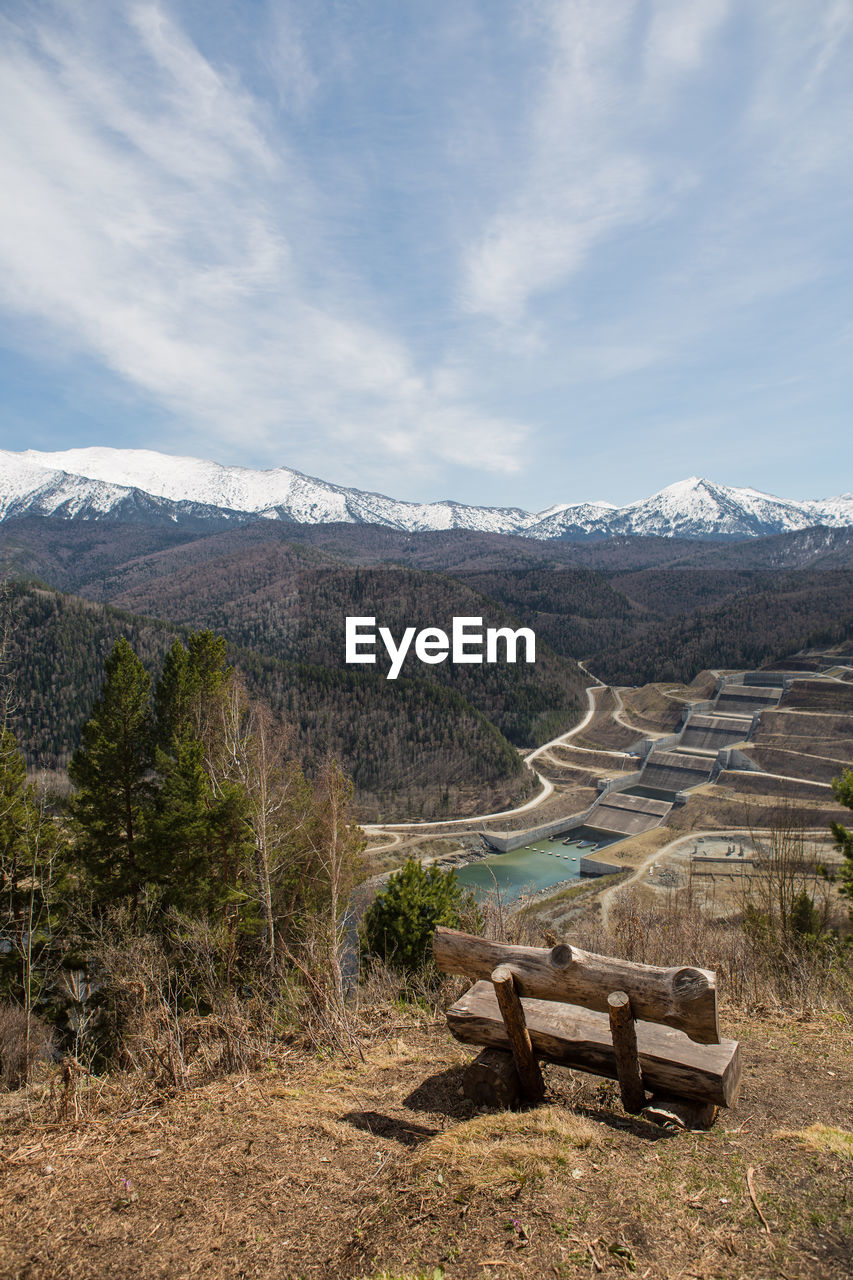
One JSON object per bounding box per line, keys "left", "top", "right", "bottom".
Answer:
{"left": 0, "top": 449, "right": 850, "bottom": 541}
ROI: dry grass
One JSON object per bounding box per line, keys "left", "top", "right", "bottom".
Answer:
{"left": 547, "top": 744, "right": 636, "bottom": 773}
{"left": 412, "top": 1106, "right": 601, "bottom": 1190}
{"left": 2, "top": 1010, "right": 852, "bottom": 1279}
{"left": 0, "top": 1006, "right": 55, "bottom": 1091}
{"left": 358, "top": 1271, "right": 445, "bottom": 1280}
{"left": 774, "top": 1122, "right": 853, "bottom": 1159}
{"left": 618, "top": 684, "right": 687, "bottom": 732}
{"left": 552, "top": 883, "right": 853, "bottom": 1014}
{"left": 571, "top": 688, "right": 639, "bottom": 752}
{"left": 667, "top": 783, "right": 846, "bottom": 830}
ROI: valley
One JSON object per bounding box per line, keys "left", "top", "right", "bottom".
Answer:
{"left": 2, "top": 506, "right": 851, "bottom": 822}
{"left": 1, "top": 492, "right": 852, "bottom": 1280}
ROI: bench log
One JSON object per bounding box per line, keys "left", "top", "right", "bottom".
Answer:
{"left": 447, "top": 981, "right": 741, "bottom": 1108}
{"left": 491, "top": 964, "right": 546, "bottom": 1101}
{"left": 607, "top": 991, "right": 645, "bottom": 1114}
{"left": 434, "top": 928, "right": 719, "bottom": 1045}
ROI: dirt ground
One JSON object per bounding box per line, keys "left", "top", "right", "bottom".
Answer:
{"left": 2, "top": 1010, "right": 851, "bottom": 1280}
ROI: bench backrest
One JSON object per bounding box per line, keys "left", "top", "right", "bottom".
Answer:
{"left": 433, "top": 927, "right": 720, "bottom": 1045}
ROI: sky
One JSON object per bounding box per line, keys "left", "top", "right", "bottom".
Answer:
{"left": 0, "top": 0, "right": 851, "bottom": 511}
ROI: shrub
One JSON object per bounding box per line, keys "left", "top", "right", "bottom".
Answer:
{"left": 0, "top": 1003, "right": 55, "bottom": 1090}
{"left": 361, "top": 859, "right": 477, "bottom": 974}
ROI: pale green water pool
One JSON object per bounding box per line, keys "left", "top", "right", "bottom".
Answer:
{"left": 456, "top": 828, "right": 618, "bottom": 901}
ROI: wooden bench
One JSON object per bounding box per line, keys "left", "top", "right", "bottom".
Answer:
{"left": 433, "top": 927, "right": 741, "bottom": 1127}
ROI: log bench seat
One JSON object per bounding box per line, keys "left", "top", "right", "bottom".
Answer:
{"left": 446, "top": 981, "right": 740, "bottom": 1108}
{"left": 434, "top": 927, "right": 742, "bottom": 1126}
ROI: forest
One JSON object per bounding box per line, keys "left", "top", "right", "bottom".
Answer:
{"left": 0, "top": 625, "right": 400, "bottom": 1089}
{"left": 1, "top": 514, "right": 852, "bottom": 820}
{"left": 3, "top": 581, "right": 539, "bottom": 820}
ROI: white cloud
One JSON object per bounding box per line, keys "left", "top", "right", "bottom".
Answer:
{"left": 0, "top": 2, "right": 527, "bottom": 481}
{"left": 0, "top": 0, "right": 851, "bottom": 508}
{"left": 262, "top": 2, "right": 319, "bottom": 115}
{"left": 643, "top": 0, "right": 730, "bottom": 77}
{"left": 460, "top": 0, "right": 732, "bottom": 324}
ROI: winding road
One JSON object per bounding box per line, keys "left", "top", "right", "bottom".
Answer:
{"left": 363, "top": 680, "right": 603, "bottom": 835}
{"left": 596, "top": 829, "right": 738, "bottom": 928}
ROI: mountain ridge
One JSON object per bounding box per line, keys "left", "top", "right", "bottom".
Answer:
{"left": 2, "top": 447, "right": 851, "bottom": 541}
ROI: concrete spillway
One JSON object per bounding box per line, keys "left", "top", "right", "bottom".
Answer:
{"left": 640, "top": 749, "right": 715, "bottom": 794}
{"left": 714, "top": 685, "right": 783, "bottom": 715}
{"left": 588, "top": 792, "right": 672, "bottom": 836}
{"left": 679, "top": 713, "right": 752, "bottom": 753}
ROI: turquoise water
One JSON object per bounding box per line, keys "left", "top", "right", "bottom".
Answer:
{"left": 456, "top": 828, "right": 617, "bottom": 901}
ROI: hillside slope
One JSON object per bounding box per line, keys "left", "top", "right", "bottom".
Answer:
{"left": 103, "top": 554, "right": 586, "bottom": 749}
{"left": 1, "top": 1012, "right": 850, "bottom": 1279}
{"left": 4, "top": 580, "right": 538, "bottom": 820}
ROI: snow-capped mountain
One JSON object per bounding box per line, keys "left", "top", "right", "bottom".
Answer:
{"left": 524, "top": 477, "right": 852, "bottom": 540}
{"left": 0, "top": 448, "right": 850, "bottom": 541}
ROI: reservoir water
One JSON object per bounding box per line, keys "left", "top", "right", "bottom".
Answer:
{"left": 456, "top": 828, "right": 619, "bottom": 902}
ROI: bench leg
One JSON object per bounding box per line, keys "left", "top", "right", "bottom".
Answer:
{"left": 608, "top": 990, "right": 646, "bottom": 1114}
{"left": 491, "top": 964, "right": 546, "bottom": 1102}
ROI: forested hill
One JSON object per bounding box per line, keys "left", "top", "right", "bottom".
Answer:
{"left": 2, "top": 516, "right": 852, "bottom": 599}
{"left": 4, "top": 580, "right": 552, "bottom": 821}
{"left": 7, "top": 583, "right": 175, "bottom": 771}
{"left": 4, "top": 515, "right": 853, "bottom": 819}
{"left": 21, "top": 510, "right": 850, "bottom": 703}
{"left": 461, "top": 567, "right": 853, "bottom": 686}
{"left": 105, "top": 549, "right": 587, "bottom": 744}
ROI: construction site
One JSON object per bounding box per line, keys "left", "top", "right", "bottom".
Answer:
{"left": 366, "top": 643, "right": 853, "bottom": 916}
{"left": 477, "top": 654, "right": 842, "bottom": 844}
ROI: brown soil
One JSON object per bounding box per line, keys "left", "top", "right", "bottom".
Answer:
{"left": 744, "top": 745, "right": 849, "bottom": 786}
{"left": 617, "top": 686, "right": 688, "bottom": 734}
{"left": 754, "top": 709, "right": 853, "bottom": 743}
{"left": 780, "top": 682, "right": 853, "bottom": 713}
{"left": 506, "top": 785, "right": 600, "bottom": 824}
{"left": 687, "top": 671, "right": 719, "bottom": 698}
{"left": 664, "top": 784, "right": 847, "bottom": 833}
{"left": 2, "top": 1013, "right": 851, "bottom": 1280}
{"left": 713, "top": 771, "right": 841, "bottom": 805}
{"left": 547, "top": 746, "right": 637, "bottom": 775}
{"left": 570, "top": 690, "right": 639, "bottom": 753}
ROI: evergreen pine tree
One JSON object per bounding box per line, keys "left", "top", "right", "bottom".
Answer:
{"left": 148, "top": 730, "right": 218, "bottom": 912}
{"left": 153, "top": 632, "right": 231, "bottom": 752}
{"left": 788, "top": 888, "right": 820, "bottom": 940}
{"left": 361, "top": 858, "right": 474, "bottom": 974}
{"left": 153, "top": 639, "right": 196, "bottom": 749}
{"left": 151, "top": 633, "right": 248, "bottom": 920}
{"left": 69, "top": 637, "right": 154, "bottom": 907}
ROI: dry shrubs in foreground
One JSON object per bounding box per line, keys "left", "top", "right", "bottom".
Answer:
{"left": 569, "top": 886, "right": 852, "bottom": 1015}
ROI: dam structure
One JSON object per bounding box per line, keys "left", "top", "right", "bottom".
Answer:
{"left": 479, "top": 662, "right": 852, "bottom": 870}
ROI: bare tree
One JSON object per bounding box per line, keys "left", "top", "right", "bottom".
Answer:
{"left": 214, "top": 683, "right": 314, "bottom": 972}
{"left": 743, "top": 796, "right": 834, "bottom": 939}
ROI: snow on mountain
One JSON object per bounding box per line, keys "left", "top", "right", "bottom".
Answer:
{"left": 0, "top": 450, "right": 144, "bottom": 520}
{"left": 15, "top": 448, "right": 531, "bottom": 534}
{"left": 0, "top": 450, "right": 250, "bottom": 523}
{"left": 804, "top": 493, "right": 853, "bottom": 526}
{"left": 610, "top": 477, "right": 822, "bottom": 539}
{"left": 0, "top": 448, "right": 850, "bottom": 541}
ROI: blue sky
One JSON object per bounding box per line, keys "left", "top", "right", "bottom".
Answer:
{"left": 0, "top": 0, "right": 851, "bottom": 510}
